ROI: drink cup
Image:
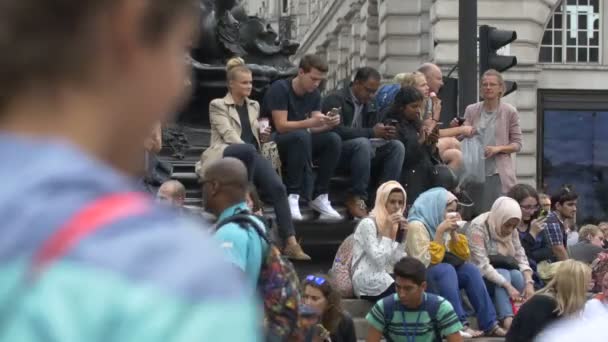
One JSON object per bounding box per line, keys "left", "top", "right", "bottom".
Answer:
{"left": 258, "top": 118, "right": 269, "bottom": 132}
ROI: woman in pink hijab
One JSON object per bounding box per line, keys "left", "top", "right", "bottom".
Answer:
{"left": 467, "top": 197, "right": 534, "bottom": 331}
{"left": 351, "top": 181, "right": 408, "bottom": 302}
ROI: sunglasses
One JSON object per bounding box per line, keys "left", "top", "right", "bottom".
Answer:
{"left": 305, "top": 275, "right": 326, "bottom": 286}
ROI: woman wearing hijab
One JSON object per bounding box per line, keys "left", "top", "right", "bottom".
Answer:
{"left": 467, "top": 197, "right": 534, "bottom": 331}
{"left": 352, "top": 181, "right": 408, "bottom": 302}
{"left": 406, "top": 187, "right": 506, "bottom": 337}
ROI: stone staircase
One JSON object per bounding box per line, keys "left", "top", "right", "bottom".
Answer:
{"left": 160, "top": 126, "right": 504, "bottom": 341}
{"left": 159, "top": 125, "right": 359, "bottom": 260}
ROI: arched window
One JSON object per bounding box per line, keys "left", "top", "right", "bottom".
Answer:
{"left": 539, "top": 0, "right": 601, "bottom": 63}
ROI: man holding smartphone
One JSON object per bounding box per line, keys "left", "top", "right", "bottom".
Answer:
{"left": 262, "top": 54, "right": 343, "bottom": 221}
{"left": 322, "top": 67, "right": 405, "bottom": 218}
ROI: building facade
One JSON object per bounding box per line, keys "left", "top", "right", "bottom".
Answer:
{"left": 247, "top": 0, "right": 607, "bottom": 222}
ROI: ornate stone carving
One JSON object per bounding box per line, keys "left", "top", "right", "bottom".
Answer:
{"left": 179, "top": 0, "right": 300, "bottom": 128}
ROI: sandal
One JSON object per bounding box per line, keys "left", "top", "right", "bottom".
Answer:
{"left": 461, "top": 327, "right": 484, "bottom": 338}
{"left": 486, "top": 324, "right": 507, "bottom": 337}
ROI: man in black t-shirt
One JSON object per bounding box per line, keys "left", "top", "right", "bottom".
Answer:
{"left": 262, "top": 54, "right": 342, "bottom": 221}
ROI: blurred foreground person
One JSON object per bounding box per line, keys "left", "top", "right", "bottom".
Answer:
{"left": 506, "top": 260, "right": 591, "bottom": 342}
{"left": 0, "top": 1, "right": 259, "bottom": 341}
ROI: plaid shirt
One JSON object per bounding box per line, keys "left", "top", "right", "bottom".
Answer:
{"left": 544, "top": 211, "right": 567, "bottom": 247}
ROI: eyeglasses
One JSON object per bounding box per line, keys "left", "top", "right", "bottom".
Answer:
{"left": 305, "top": 275, "right": 327, "bottom": 286}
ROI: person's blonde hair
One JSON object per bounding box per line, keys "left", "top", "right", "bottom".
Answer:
{"left": 398, "top": 72, "right": 426, "bottom": 89}
{"left": 393, "top": 73, "right": 408, "bottom": 84}
{"left": 536, "top": 259, "right": 591, "bottom": 316}
{"left": 226, "top": 57, "right": 251, "bottom": 81}
{"left": 398, "top": 72, "right": 430, "bottom": 118}
{"left": 579, "top": 224, "right": 601, "bottom": 242}
{"left": 481, "top": 69, "right": 506, "bottom": 98}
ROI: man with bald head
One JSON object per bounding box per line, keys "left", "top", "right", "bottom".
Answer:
{"left": 157, "top": 180, "right": 186, "bottom": 207}
{"left": 418, "top": 63, "right": 444, "bottom": 95}
{"left": 202, "top": 157, "right": 269, "bottom": 291}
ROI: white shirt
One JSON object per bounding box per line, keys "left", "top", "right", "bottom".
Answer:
{"left": 351, "top": 218, "right": 407, "bottom": 297}
{"left": 536, "top": 300, "right": 608, "bottom": 342}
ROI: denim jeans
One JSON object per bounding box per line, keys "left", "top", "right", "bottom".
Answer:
{"left": 275, "top": 130, "right": 341, "bottom": 200}
{"left": 485, "top": 268, "right": 525, "bottom": 320}
{"left": 426, "top": 262, "right": 498, "bottom": 332}
{"left": 223, "top": 143, "right": 295, "bottom": 240}
{"left": 337, "top": 138, "right": 405, "bottom": 199}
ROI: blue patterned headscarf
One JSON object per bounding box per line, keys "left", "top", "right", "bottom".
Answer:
{"left": 408, "top": 187, "right": 457, "bottom": 237}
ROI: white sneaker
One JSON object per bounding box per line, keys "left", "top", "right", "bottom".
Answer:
{"left": 310, "top": 194, "right": 342, "bottom": 220}
{"left": 288, "top": 194, "right": 303, "bottom": 221}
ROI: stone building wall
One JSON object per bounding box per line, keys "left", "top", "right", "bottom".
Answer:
{"left": 255, "top": 0, "right": 608, "bottom": 187}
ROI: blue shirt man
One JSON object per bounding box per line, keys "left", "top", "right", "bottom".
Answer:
{"left": 215, "top": 202, "right": 269, "bottom": 290}
{"left": 202, "top": 157, "right": 269, "bottom": 291}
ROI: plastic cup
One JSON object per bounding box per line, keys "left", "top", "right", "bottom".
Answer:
{"left": 258, "top": 118, "right": 269, "bottom": 132}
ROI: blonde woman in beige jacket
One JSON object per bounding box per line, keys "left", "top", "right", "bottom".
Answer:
{"left": 198, "top": 58, "right": 309, "bottom": 260}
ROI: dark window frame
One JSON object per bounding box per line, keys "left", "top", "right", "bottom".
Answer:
{"left": 537, "top": 89, "right": 608, "bottom": 188}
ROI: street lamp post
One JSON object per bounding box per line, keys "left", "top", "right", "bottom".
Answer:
{"left": 458, "top": 0, "right": 478, "bottom": 115}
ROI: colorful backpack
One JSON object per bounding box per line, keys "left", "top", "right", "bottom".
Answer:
{"left": 330, "top": 233, "right": 363, "bottom": 298}
{"left": 217, "top": 213, "right": 301, "bottom": 341}
{"left": 591, "top": 252, "right": 608, "bottom": 292}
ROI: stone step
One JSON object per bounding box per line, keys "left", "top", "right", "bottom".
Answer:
{"left": 343, "top": 299, "right": 374, "bottom": 318}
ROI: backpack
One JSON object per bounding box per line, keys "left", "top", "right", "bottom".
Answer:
{"left": 375, "top": 84, "right": 400, "bottom": 114}
{"left": 591, "top": 252, "right": 608, "bottom": 292}
{"left": 329, "top": 219, "right": 373, "bottom": 298}
{"left": 216, "top": 212, "right": 301, "bottom": 341}
{"left": 329, "top": 234, "right": 361, "bottom": 298}
{"left": 382, "top": 293, "right": 443, "bottom": 342}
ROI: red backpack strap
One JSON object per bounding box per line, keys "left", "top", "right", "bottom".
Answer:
{"left": 31, "top": 192, "right": 149, "bottom": 277}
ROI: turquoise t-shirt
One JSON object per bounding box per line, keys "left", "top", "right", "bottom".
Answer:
{"left": 0, "top": 135, "right": 260, "bottom": 342}
{"left": 214, "top": 203, "right": 269, "bottom": 291}
{"left": 366, "top": 293, "right": 463, "bottom": 342}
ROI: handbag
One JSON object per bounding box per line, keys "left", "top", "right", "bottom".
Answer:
{"left": 488, "top": 254, "right": 519, "bottom": 270}
{"left": 261, "top": 141, "right": 282, "bottom": 176}
{"left": 485, "top": 221, "right": 520, "bottom": 270}
{"left": 442, "top": 251, "right": 465, "bottom": 267}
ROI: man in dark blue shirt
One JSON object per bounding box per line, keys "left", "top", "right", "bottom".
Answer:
{"left": 322, "top": 67, "right": 405, "bottom": 218}
{"left": 262, "top": 54, "right": 342, "bottom": 221}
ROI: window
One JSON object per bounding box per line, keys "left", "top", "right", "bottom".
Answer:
{"left": 282, "top": 0, "right": 289, "bottom": 14}
{"left": 539, "top": 0, "right": 601, "bottom": 63}
{"left": 538, "top": 90, "right": 608, "bottom": 223}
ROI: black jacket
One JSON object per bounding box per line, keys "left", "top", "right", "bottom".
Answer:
{"left": 519, "top": 228, "right": 553, "bottom": 265}
{"left": 329, "top": 312, "right": 357, "bottom": 342}
{"left": 387, "top": 111, "right": 438, "bottom": 204}
{"left": 321, "top": 86, "right": 378, "bottom": 140}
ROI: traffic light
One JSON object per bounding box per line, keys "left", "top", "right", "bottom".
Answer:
{"left": 479, "top": 25, "right": 518, "bottom": 96}
{"left": 479, "top": 25, "right": 517, "bottom": 73}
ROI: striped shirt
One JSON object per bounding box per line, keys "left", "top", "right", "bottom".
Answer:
{"left": 366, "top": 293, "right": 462, "bottom": 342}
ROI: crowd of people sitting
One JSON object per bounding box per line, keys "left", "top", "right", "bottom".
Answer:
{"left": 6, "top": 1, "right": 607, "bottom": 339}
{"left": 183, "top": 53, "right": 608, "bottom": 341}
{"left": 191, "top": 53, "right": 524, "bottom": 261}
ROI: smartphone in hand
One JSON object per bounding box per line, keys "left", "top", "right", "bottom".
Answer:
{"left": 385, "top": 119, "right": 399, "bottom": 127}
